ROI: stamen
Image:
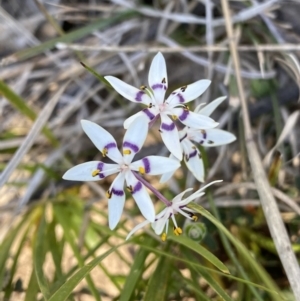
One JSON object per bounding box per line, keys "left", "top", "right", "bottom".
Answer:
{"left": 126, "top": 185, "right": 133, "bottom": 193}
{"left": 102, "top": 148, "right": 108, "bottom": 157}
{"left": 92, "top": 169, "right": 100, "bottom": 177}
{"left": 208, "top": 140, "right": 214, "bottom": 144}
{"left": 148, "top": 103, "right": 153, "bottom": 108}
{"left": 161, "top": 233, "right": 167, "bottom": 241}
{"left": 189, "top": 213, "right": 198, "bottom": 221}
{"left": 173, "top": 227, "right": 183, "bottom": 236}
{"left": 184, "top": 104, "right": 189, "bottom": 111}
{"left": 139, "top": 167, "right": 146, "bottom": 174}
{"left": 106, "top": 190, "right": 112, "bottom": 199}
{"left": 180, "top": 85, "right": 187, "bottom": 92}
{"left": 162, "top": 78, "right": 166, "bottom": 84}
{"left": 140, "top": 85, "right": 147, "bottom": 90}
{"left": 171, "top": 115, "right": 178, "bottom": 120}
{"left": 123, "top": 149, "right": 131, "bottom": 155}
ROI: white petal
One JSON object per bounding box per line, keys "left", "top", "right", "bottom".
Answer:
{"left": 196, "top": 96, "right": 227, "bottom": 116}
{"left": 172, "top": 108, "right": 218, "bottom": 129}
{"left": 81, "top": 120, "right": 123, "bottom": 164}
{"left": 159, "top": 114, "right": 182, "bottom": 160}
{"left": 159, "top": 153, "right": 179, "bottom": 182}
{"left": 122, "top": 116, "right": 149, "bottom": 164}
{"left": 108, "top": 173, "right": 126, "bottom": 230}
{"left": 131, "top": 155, "right": 180, "bottom": 175}
{"left": 172, "top": 188, "right": 194, "bottom": 204}
{"left": 62, "top": 161, "right": 118, "bottom": 181}
{"left": 166, "top": 79, "right": 211, "bottom": 105}
{"left": 124, "top": 107, "right": 158, "bottom": 129}
{"left": 189, "top": 129, "right": 236, "bottom": 147}
{"left": 148, "top": 52, "right": 168, "bottom": 105}
{"left": 126, "top": 220, "right": 151, "bottom": 240}
{"left": 105, "top": 76, "right": 152, "bottom": 105}
{"left": 151, "top": 210, "right": 169, "bottom": 235}
{"left": 125, "top": 171, "right": 155, "bottom": 222}
{"left": 183, "top": 140, "right": 205, "bottom": 182}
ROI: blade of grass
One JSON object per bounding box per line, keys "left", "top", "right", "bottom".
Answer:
{"left": 170, "top": 235, "right": 230, "bottom": 274}
{"left": 119, "top": 239, "right": 157, "bottom": 301}
{"left": 220, "top": 0, "right": 300, "bottom": 299}
{"left": 0, "top": 82, "right": 67, "bottom": 190}
{"left": 7, "top": 11, "right": 137, "bottom": 63}
{"left": 188, "top": 202, "right": 283, "bottom": 301}
{"left": 48, "top": 243, "right": 125, "bottom": 301}
{"left": 0, "top": 80, "right": 58, "bottom": 146}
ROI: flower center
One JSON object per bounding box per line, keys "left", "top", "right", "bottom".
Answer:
{"left": 120, "top": 164, "right": 130, "bottom": 172}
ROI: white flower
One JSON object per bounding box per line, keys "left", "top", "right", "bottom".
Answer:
{"left": 62, "top": 116, "right": 180, "bottom": 230}
{"left": 126, "top": 180, "right": 222, "bottom": 241}
{"left": 105, "top": 52, "right": 219, "bottom": 161}
{"left": 160, "top": 97, "right": 236, "bottom": 183}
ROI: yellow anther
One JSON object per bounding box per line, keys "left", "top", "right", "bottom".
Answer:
{"left": 102, "top": 148, "right": 108, "bottom": 157}
{"left": 139, "top": 167, "right": 146, "bottom": 174}
{"left": 161, "top": 233, "right": 167, "bottom": 241}
{"left": 106, "top": 190, "right": 112, "bottom": 199}
{"left": 123, "top": 149, "right": 131, "bottom": 155}
{"left": 173, "top": 227, "right": 183, "bottom": 236}
{"left": 92, "top": 169, "right": 100, "bottom": 177}
{"left": 192, "top": 215, "right": 198, "bottom": 222}
{"left": 140, "top": 85, "right": 147, "bottom": 90}
{"left": 148, "top": 103, "right": 153, "bottom": 108}
{"left": 184, "top": 104, "right": 189, "bottom": 111}
{"left": 171, "top": 115, "right": 178, "bottom": 120}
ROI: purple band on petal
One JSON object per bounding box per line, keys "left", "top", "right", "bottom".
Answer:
{"left": 112, "top": 188, "right": 124, "bottom": 196}
{"left": 135, "top": 91, "right": 145, "bottom": 102}
{"left": 199, "top": 140, "right": 204, "bottom": 145}
{"left": 179, "top": 110, "right": 189, "bottom": 121}
{"left": 152, "top": 83, "right": 167, "bottom": 91}
{"left": 132, "top": 181, "right": 142, "bottom": 194}
{"left": 123, "top": 141, "right": 139, "bottom": 152}
{"left": 97, "top": 162, "right": 105, "bottom": 179}
{"left": 202, "top": 131, "right": 207, "bottom": 139}
{"left": 142, "top": 158, "right": 150, "bottom": 173}
{"left": 105, "top": 142, "right": 117, "bottom": 149}
{"left": 189, "top": 150, "right": 198, "bottom": 158}
{"left": 143, "top": 108, "right": 155, "bottom": 120}
{"left": 161, "top": 122, "right": 175, "bottom": 131}
{"left": 177, "top": 93, "right": 185, "bottom": 103}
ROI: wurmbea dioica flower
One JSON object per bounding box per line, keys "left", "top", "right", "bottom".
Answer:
{"left": 62, "top": 116, "right": 180, "bottom": 230}
{"left": 160, "top": 97, "right": 236, "bottom": 183}
{"left": 105, "top": 52, "right": 219, "bottom": 161}
{"left": 126, "top": 180, "right": 222, "bottom": 241}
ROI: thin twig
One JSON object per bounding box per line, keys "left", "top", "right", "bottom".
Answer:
{"left": 220, "top": 0, "right": 300, "bottom": 299}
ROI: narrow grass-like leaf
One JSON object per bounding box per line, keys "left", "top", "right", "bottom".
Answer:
{"left": 119, "top": 239, "right": 156, "bottom": 301}
{"left": 48, "top": 244, "right": 125, "bottom": 301}
{"left": 188, "top": 202, "right": 283, "bottom": 301}
{"left": 80, "top": 62, "right": 111, "bottom": 86}
{"left": 144, "top": 254, "right": 171, "bottom": 301}
{"left": 25, "top": 268, "right": 40, "bottom": 301}
{"left": 33, "top": 211, "right": 50, "bottom": 300}
{"left": 9, "top": 11, "right": 137, "bottom": 62}
{"left": 54, "top": 205, "right": 101, "bottom": 301}
{"left": 0, "top": 80, "right": 58, "bottom": 146}
{"left": 192, "top": 266, "right": 234, "bottom": 301}
{"left": 170, "top": 235, "right": 229, "bottom": 274}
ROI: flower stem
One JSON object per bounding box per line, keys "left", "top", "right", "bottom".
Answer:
{"left": 133, "top": 171, "right": 172, "bottom": 206}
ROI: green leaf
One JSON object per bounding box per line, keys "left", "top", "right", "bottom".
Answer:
{"left": 188, "top": 203, "right": 283, "bottom": 300}
{"left": 9, "top": 11, "right": 137, "bottom": 62}
{"left": 170, "top": 235, "right": 230, "bottom": 274}
{"left": 80, "top": 62, "right": 111, "bottom": 86}
{"left": 144, "top": 255, "right": 172, "bottom": 301}
{"left": 0, "top": 80, "right": 58, "bottom": 146}
{"left": 33, "top": 211, "right": 51, "bottom": 300}
{"left": 119, "top": 239, "right": 156, "bottom": 301}
{"left": 48, "top": 244, "right": 125, "bottom": 301}
{"left": 25, "top": 268, "right": 40, "bottom": 301}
